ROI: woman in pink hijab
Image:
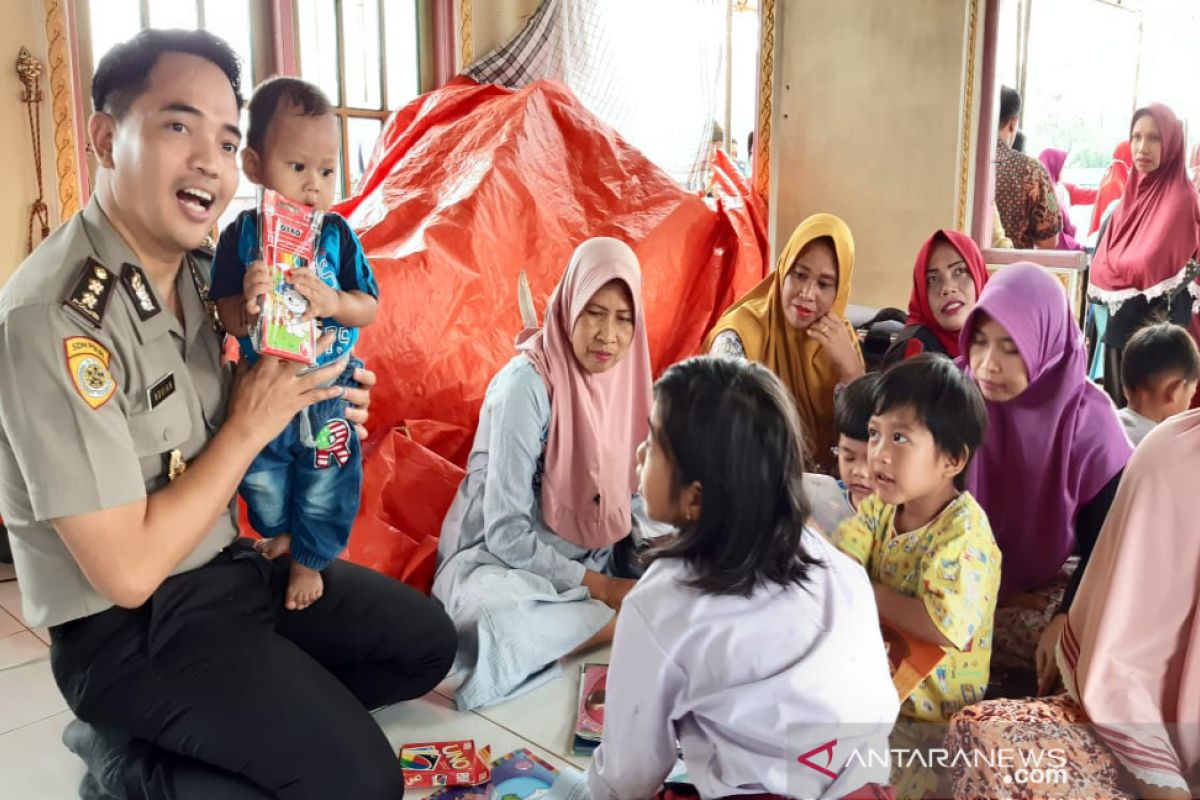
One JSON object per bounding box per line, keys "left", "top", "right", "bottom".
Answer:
{"left": 1088, "top": 103, "right": 1200, "bottom": 405}
{"left": 1038, "top": 148, "right": 1086, "bottom": 251}
{"left": 433, "top": 238, "right": 658, "bottom": 711}
{"left": 948, "top": 418, "right": 1200, "bottom": 798}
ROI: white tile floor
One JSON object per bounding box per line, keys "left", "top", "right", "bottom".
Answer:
{"left": 0, "top": 573, "right": 607, "bottom": 798}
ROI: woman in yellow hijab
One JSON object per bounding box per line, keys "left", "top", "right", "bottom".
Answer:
{"left": 705, "top": 213, "right": 864, "bottom": 471}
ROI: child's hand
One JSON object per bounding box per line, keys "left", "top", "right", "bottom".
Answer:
{"left": 243, "top": 260, "right": 272, "bottom": 317}
{"left": 289, "top": 268, "right": 340, "bottom": 321}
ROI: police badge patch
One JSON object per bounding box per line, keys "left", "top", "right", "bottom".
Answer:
{"left": 64, "top": 336, "right": 116, "bottom": 410}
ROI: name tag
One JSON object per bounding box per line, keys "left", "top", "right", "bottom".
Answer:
{"left": 147, "top": 373, "right": 176, "bottom": 409}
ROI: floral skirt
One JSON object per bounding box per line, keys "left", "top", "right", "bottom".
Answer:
{"left": 989, "top": 559, "right": 1078, "bottom": 698}
{"left": 946, "top": 695, "right": 1132, "bottom": 800}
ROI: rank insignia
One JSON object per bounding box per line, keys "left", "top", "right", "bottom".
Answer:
{"left": 120, "top": 263, "right": 161, "bottom": 321}
{"left": 64, "top": 336, "right": 116, "bottom": 410}
{"left": 64, "top": 258, "right": 116, "bottom": 328}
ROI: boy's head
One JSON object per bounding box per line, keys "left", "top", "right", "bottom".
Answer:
{"left": 243, "top": 77, "right": 338, "bottom": 210}
{"left": 868, "top": 354, "right": 988, "bottom": 506}
{"left": 834, "top": 372, "right": 881, "bottom": 508}
{"left": 1122, "top": 323, "right": 1200, "bottom": 423}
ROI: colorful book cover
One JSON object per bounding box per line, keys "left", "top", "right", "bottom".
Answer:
{"left": 881, "top": 620, "right": 945, "bottom": 702}
{"left": 254, "top": 189, "right": 322, "bottom": 364}
{"left": 426, "top": 748, "right": 560, "bottom": 800}
{"left": 572, "top": 663, "right": 607, "bottom": 755}
{"left": 399, "top": 739, "right": 491, "bottom": 789}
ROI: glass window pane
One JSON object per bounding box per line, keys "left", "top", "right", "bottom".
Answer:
{"left": 298, "top": 0, "right": 341, "bottom": 105}
{"left": 385, "top": 0, "right": 419, "bottom": 109}
{"left": 203, "top": 0, "right": 254, "bottom": 87}
{"left": 346, "top": 116, "right": 382, "bottom": 194}
{"left": 149, "top": 0, "right": 199, "bottom": 30}
{"left": 90, "top": 0, "right": 142, "bottom": 73}
{"left": 342, "top": 0, "right": 382, "bottom": 109}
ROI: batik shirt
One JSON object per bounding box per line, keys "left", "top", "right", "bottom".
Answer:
{"left": 835, "top": 492, "right": 1001, "bottom": 723}
{"left": 995, "top": 139, "right": 1062, "bottom": 249}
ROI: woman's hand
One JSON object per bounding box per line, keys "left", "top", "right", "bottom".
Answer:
{"left": 1036, "top": 613, "right": 1067, "bottom": 695}
{"left": 343, "top": 365, "right": 375, "bottom": 440}
{"left": 581, "top": 571, "right": 636, "bottom": 611}
{"left": 810, "top": 315, "right": 864, "bottom": 382}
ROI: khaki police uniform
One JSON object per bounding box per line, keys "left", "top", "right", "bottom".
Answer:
{"left": 0, "top": 199, "right": 234, "bottom": 628}
{"left": 0, "top": 198, "right": 456, "bottom": 799}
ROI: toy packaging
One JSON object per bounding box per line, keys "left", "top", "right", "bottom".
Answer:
{"left": 881, "top": 620, "right": 944, "bottom": 702}
{"left": 254, "top": 189, "right": 323, "bottom": 364}
{"left": 425, "top": 748, "right": 561, "bottom": 800}
{"left": 572, "top": 663, "right": 607, "bottom": 755}
{"left": 399, "top": 739, "right": 491, "bottom": 789}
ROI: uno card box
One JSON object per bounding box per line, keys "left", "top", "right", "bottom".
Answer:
{"left": 254, "top": 190, "right": 323, "bottom": 364}
{"left": 425, "top": 748, "right": 560, "bottom": 800}
{"left": 399, "top": 740, "right": 491, "bottom": 789}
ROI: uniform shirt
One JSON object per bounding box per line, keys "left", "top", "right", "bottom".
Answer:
{"left": 995, "top": 138, "right": 1062, "bottom": 249}
{"left": 0, "top": 200, "right": 237, "bottom": 628}
{"left": 835, "top": 492, "right": 1000, "bottom": 723}
{"left": 587, "top": 530, "right": 899, "bottom": 800}
{"left": 209, "top": 210, "right": 377, "bottom": 366}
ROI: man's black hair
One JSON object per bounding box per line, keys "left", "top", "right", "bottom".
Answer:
{"left": 246, "top": 76, "right": 334, "bottom": 154}
{"left": 647, "top": 357, "right": 821, "bottom": 597}
{"left": 874, "top": 354, "right": 988, "bottom": 491}
{"left": 92, "top": 28, "right": 243, "bottom": 118}
{"left": 999, "top": 85, "right": 1021, "bottom": 128}
{"left": 835, "top": 372, "right": 882, "bottom": 443}
{"left": 1013, "top": 130, "right": 1026, "bottom": 153}
{"left": 1121, "top": 322, "right": 1200, "bottom": 393}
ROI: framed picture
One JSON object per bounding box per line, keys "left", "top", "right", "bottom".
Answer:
{"left": 980, "top": 248, "right": 1088, "bottom": 325}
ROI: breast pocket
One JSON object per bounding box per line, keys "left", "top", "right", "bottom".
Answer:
{"left": 126, "top": 402, "right": 194, "bottom": 491}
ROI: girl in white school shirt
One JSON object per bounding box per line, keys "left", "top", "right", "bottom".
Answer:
{"left": 587, "top": 358, "right": 899, "bottom": 800}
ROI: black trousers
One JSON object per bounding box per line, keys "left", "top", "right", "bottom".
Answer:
{"left": 49, "top": 540, "right": 457, "bottom": 799}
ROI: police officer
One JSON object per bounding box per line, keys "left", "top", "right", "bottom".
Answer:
{"left": 0, "top": 29, "right": 456, "bottom": 799}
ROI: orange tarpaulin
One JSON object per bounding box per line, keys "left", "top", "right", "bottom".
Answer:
{"left": 271, "top": 77, "right": 768, "bottom": 593}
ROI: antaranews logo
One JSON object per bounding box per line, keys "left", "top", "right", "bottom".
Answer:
{"left": 797, "top": 740, "right": 839, "bottom": 780}
{"left": 796, "top": 737, "right": 1070, "bottom": 787}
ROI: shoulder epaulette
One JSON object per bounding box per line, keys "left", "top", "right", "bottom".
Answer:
{"left": 63, "top": 257, "right": 117, "bottom": 328}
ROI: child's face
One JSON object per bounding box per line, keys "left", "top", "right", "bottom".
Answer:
{"left": 244, "top": 104, "right": 339, "bottom": 211}
{"left": 836, "top": 435, "right": 873, "bottom": 508}
{"left": 968, "top": 314, "right": 1029, "bottom": 403}
{"left": 637, "top": 402, "right": 676, "bottom": 525}
{"left": 867, "top": 405, "right": 962, "bottom": 508}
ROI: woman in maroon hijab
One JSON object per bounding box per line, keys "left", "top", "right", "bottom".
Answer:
{"left": 1087, "top": 103, "right": 1200, "bottom": 405}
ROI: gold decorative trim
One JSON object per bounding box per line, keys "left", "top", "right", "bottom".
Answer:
{"left": 957, "top": 0, "right": 980, "bottom": 232}
{"left": 44, "top": 0, "right": 79, "bottom": 220}
{"left": 753, "top": 0, "right": 774, "bottom": 204}
{"left": 459, "top": 0, "right": 474, "bottom": 68}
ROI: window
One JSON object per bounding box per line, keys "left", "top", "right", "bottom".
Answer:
{"left": 296, "top": 0, "right": 420, "bottom": 200}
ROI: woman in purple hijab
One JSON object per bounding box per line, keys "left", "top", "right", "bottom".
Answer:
{"left": 1038, "top": 148, "right": 1085, "bottom": 251}
{"left": 958, "top": 263, "right": 1131, "bottom": 694}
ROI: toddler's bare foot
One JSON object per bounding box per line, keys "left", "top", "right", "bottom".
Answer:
{"left": 286, "top": 562, "right": 324, "bottom": 611}
{"left": 254, "top": 534, "right": 292, "bottom": 560}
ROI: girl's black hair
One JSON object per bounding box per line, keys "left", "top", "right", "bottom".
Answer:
{"left": 647, "top": 357, "right": 821, "bottom": 596}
